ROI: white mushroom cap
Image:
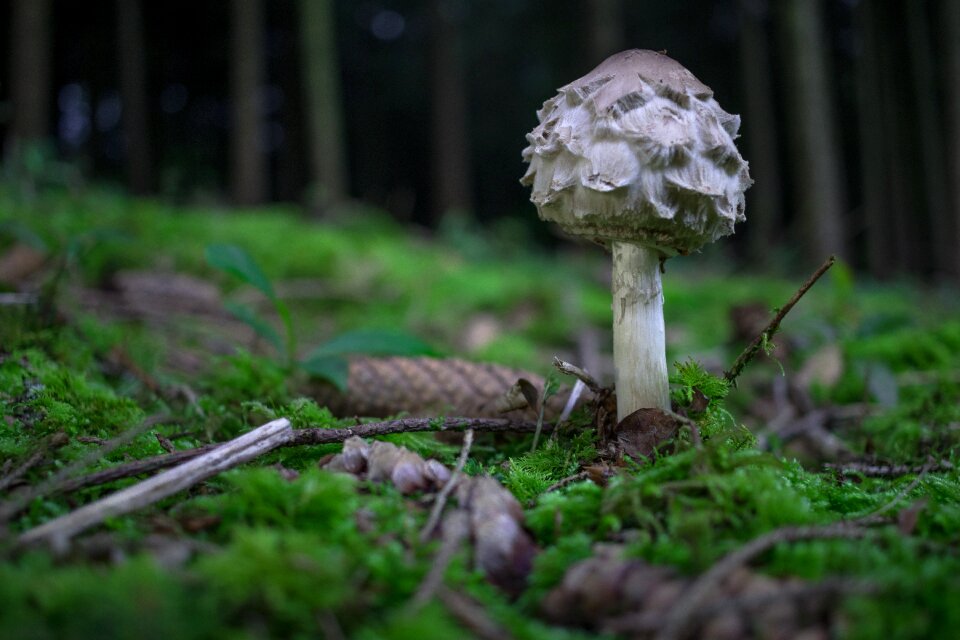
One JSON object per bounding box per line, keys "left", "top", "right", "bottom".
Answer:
{"left": 521, "top": 49, "right": 751, "bottom": 255}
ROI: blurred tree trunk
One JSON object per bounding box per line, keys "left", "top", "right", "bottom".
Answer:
{"left": 230, "top": 0, "right": 267, "bottom": 205}
{"left": 299, "top": 0, "right": 348, "bottom": 213}
{"left": 854, "top": 0, "right": 890, "bottom": 276}
{"left": 5, "top": 0, "right": 52, "bottom": 157}
{"left": 737, "top": 0, "right": 782, "bottom": 265}
{"left": 429, "top": 0, "right": 473, "bottom": 221}
{"left": 777, "top": 0, "right": 847, "bottom": 261}
{"left": 906, "top": 0, "right": 950, "bottom": 277}
{"left": 876, "top": 4, "right": 915, "bottom": 273}
{"left": 943, "top": 0, "right": 960, "bottom": 280}
{"left": 586, "top": 0, "right": 623, "bottom": 62}
{"left": 117, "top": 0, "right": 153, "bottom": 194}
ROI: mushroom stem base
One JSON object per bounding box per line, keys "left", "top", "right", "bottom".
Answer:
{"left": 611, "top": 242, "right": 670, "bottom": 420}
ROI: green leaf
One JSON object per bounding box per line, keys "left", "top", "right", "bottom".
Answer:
{"left": 0, "top": 220, "right": 48, "bottom": 252}
{"left": 205, "top": 244, "right": 276, "bottom": 300}
{"left": 299, "top": 355, "right": 349, "bottom": 391}
{"left": 225, "top": 301, "right": 285, "bottom": 356}
{"left": 303, "top": 329, "right": 436, "bottom": 360}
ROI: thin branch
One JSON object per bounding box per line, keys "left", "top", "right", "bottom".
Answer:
{"left": 437, "top": 587, "right": 513, "bottom": 640}
{"left": 862, "top": 462, "right": 930, "bottom": 518}
{"left": 724, "top": 255, "right": 836, "bottom": 384}
{"left": 656, "top": 519, "right": 873, "bottom": 640}
{"left": 0, "top": 452, "right": 44, "bottom": 493}
{"left": 55, "top": 444, "right": 222, "bottom": 494}
{"left": 19, "top": 418, "right": 293, "bottom": 549}
{"left": 826, "top": 459, "right": 953, "bottom": 478}
{"left": 0, "top": 432, "right": 67, "bottom": 492}
{"left": 290, "top": 417, "right": 544, "bottom": 447}
{"left": 529, "top": 471, "right": 589, "bottom": 507}
{"left": 553, "top": 357, "right": 601, "bottom": 393}
{"left": 530, "top": 386, "right": 549, "bottom": 452}
{"left": 410, "top": 510, "right": 471, "bottom": 609}
{"left": 0, "top": 414, "right": 174, "bottom": 523}
{"left": 420, "top": 429, "right": 474, "bottom": 543}
{"left": 45, "top": 417, "right": 546, "bottom": 497}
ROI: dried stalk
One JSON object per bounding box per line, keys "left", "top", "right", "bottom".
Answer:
{"left": 410, "top": 510, "right": 471, "bottom": 609}
{"left": 553, "top": 357, "right": 601, "bottom": 393}
{"left": 724, "top": 255, "right": 835, "bottom": 384}
{"left": 420, "top": 428, "right": 474, "bottom": 543}
{"left": 437, "top": 587, "right": 512, "bottom": 640}
{"left": 19, "top": 418, "right": 293, "bottom": 549}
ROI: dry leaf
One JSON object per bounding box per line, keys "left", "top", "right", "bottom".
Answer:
{"left": 613, "top": 408, "right": 682, "bottom": 461}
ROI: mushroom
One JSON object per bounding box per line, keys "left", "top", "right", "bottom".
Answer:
{"left": 521, "top": 49, "right": 751, "bottom": 420}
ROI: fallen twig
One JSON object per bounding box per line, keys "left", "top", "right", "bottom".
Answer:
{"left": 656, "top": 519, "right": 874, "bottom": 640}
{"left": 0, "top": 433, "right": 68, "bottom": 493}
{"left": 410, "top": 510, "right": 471, "bottom": 609}
{"left": 19, "top": 418, "right": 293, "bottom": 550}
{"left": 55, "top": 445, "right": 222, "bottom": 494}
{"left": 0, "top": 414, "right": 174, "bottom": 523}
{"left": 529, "top": 471, "right": 590, "bottom": 507}
{"left": 56, "top": 417, "right": 544, "bottom": 495}
{"left": 724, "top": 255, "right": 836, "bottom": 384}
{"left": 553, "top": 357, "right": 601, "bottom": 393}
{"left": 420, "top": 429, "right": 474, "bottom": 543}
{"left": 437, "top": 587, "right": 512, "bottom": 640}
{"left": 291, "top": 417, "right": 544, "bottom": 446}
{"left": 826, "top": 459, "right": 953, "bottom": 478}
{"left": 862, "top": 461, "right": 931, "bottom": 519}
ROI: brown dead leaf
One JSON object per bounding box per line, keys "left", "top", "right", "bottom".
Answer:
{"left": 688, "top": 387, "right": 710, "bottom": 414}
{"left": 897, "top": 498, "right": 928, "bottom": 536}
{"left": 583, "top": 462, "right": 617, "bottom": 486}
{"left": 613, "top": 408, "right": 682, "bottom": 461}
{"left": 494, "top": 378, "right": 540, "bottom": 414}
{"left": 0, "top": 243, "right": 47, "bottom": 285}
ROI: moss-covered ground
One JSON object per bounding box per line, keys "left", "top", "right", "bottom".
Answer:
{"left": 1, "top": 186, "right": 959, "bottom": 638}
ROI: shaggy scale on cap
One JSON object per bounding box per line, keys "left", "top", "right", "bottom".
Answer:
{"left": 521, "top": 49, "right": 752, "bottom": 255}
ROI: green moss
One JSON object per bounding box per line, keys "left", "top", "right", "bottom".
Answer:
{"left": 195, "top": 527, "right": 353, "bottom": 630}
{"left": 0, "top": 554, "right": 216, "bottom": 640}
{"left": 0, "top": 347, "right": 144, "bottom": 454}
{"left": 856, "top": 377, "right": 960, "bottom": 461}
{"left": 503, "top": 431, "right": 597, "bottom": 505}
{"left": 206, "top": 467, "right": 359, "bottom": 531}
{"left": 3, "top": 188, "right": 960, "bottom": 639}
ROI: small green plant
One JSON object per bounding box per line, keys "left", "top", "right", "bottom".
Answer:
{"left": 205, "top": 244, "right": 436, "bottom": 390}
{"left": 670, "top": 358, "right": 739, "bottom": 440}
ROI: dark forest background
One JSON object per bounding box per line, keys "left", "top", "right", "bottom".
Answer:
{"left": 2, "top": 0, "right": 959, "bottom": 281}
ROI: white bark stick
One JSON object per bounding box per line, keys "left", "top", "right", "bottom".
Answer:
{"left": 19, "top": 418, "right": 293, "bottom": 550}
{"left": 611, "top": 242, "right": 670, "bottom": 419}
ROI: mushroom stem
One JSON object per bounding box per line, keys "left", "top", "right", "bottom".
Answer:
{"left": 611, "top": 241, "right": 670, "bottom": 419}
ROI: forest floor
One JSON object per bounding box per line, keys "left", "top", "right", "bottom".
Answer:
{"left": 1, "top": 186, "right": 959, "bottom": 639}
